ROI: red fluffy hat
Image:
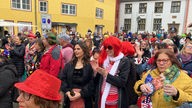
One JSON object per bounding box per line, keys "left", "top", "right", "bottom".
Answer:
{"left": 121, "top": 41, "right": 135, "bottom": 56}
{"left": 15, "top": 69, "right": 61, "bottom": 101}
{"left": 27, "top": 32, "right": 36, "bottom": 38}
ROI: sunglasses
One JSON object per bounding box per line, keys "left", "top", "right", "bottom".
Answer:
{"left": 104, "top": 45, "right": 113, "bottom": 50}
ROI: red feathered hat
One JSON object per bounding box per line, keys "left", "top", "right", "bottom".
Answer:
{"left": 15, "top": 69, "right": 61, "bottom": 101}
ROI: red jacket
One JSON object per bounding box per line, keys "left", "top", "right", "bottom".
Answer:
{"left": 40, "top": 45, "right": 63, "bottom": 77}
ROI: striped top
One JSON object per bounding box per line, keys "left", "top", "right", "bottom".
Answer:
{"left": 101, "top": 64, "right": 118, "bottom": 105}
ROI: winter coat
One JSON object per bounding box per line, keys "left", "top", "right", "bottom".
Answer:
{"left": 172, "top": 35, "right": 180, "bottom": 48}
{"left": 0, "top": 63, "right": 18, "bottom": 108}
{"left": 60, "top": 62, "right": 94, "bottom": 108}
{"left": 10, "top": 44, "right": 25, "bottom": 76}
{"left": 177, "top": 54, "right": 192, "bottom": 77}
{"left": 134, "top": 69, "right": 192, "bottom": 108}
{"left": 40, "top": 45, "right": 63, "bottom": 77}
{"left": 94, "top": 57, "right": 137, "bottom": 108}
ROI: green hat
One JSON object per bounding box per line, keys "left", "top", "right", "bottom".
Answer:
{"left": 44, "top": 32, "right": 57, "bottom": 44}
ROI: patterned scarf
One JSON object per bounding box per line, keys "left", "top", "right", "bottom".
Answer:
{"left": 163, "top": 65, "right": 180, "bottom": 102}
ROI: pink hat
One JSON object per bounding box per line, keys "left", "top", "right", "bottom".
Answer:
{"left": 15, "top": 69, "right": 61, "bottom": 101}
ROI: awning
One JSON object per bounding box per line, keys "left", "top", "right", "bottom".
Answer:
{"left": 52, "top": 22, "right": 77, "bottom": 26}
{"left": 0, "top": 20, "right": 36, "bottom": 27}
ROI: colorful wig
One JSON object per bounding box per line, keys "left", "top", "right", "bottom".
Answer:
{"left": 98, "top": 36, "right": 122, "bottom": 67}
{"left": 121, "top": 41, "right": 135, "bottom": 57}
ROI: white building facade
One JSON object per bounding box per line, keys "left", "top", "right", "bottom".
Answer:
{"left": 119, "top": 0, "right": 191, "bottom": 35}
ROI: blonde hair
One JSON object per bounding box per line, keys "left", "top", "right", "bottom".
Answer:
{"left": 181, "top": 41, "right": 192, "bottom": 54}
{"left": 162, "top": 39, "right": 174, "bottom": 45}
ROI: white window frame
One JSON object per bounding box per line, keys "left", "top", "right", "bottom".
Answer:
{"left": 61, "top": 3, "right": 76, "bottom": 15}
{"left": 171, "top": 1, "right": 181, "bottom": 13}
{"left": 139, "top": 3, "right": 147, "bottom": 14}
{"left": 17, "top": 22, "right": 32, "bottom": 33}
{"left": 125, "top": 4, "right": 132, "bottom": 14}
{"left": 96, "top": 8, "right": 103, "bottom": 19}
{"left": 124, "top": 19, "right": 131, "bottom": 31}
{"left": 4, "top": 20, "right": 14, "bottom": 35}
{"left": 39, "top": 1, "right": 48, "bottom": 13}
{"left": 11, "top": 0, "right": 31, "bottom": 11}
{"left": 154, "top": 2, "right": 163, "bottom": 13}
{"left": 138, "top": 19, "right": 146, "bottom": 31}
{"left": 153, "top": 19, "right": 162, "bottom": 31}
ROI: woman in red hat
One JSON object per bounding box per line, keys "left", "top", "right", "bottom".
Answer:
{"left": 15, "top": 69, "right": 61, "bottom": 108}
{"left": 60, "top": 41, "right": 94, "bottom": 108}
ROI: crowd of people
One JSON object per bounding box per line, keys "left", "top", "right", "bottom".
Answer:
{"left": 0, "top": 26, "right": 192, "bottom": 108}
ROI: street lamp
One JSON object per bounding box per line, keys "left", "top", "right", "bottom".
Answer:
{"left": 137, "top": 16, "right": 141, "bottom": 34}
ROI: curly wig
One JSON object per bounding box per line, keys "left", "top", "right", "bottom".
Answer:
{"left": 121, "top": 41, "right": 135, "bottom": 57}
{"left": 98, "top": 36, "right": 122, "bottom": 67}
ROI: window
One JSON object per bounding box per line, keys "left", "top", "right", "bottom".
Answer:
{"left": 17, "top": 22, "right": 32, "bottom": 33}
{"left": 153, "top": 19, "right": 162, "bottom": 31}
{"left": 12, "top": 0, "right": 31, "bottom": 10}
{"left": 125, "top": 4, "right": 132, "bottom": 14}
{"left": 155, "top": 2, "right": 163, "bottom": 13}
{"left": 62, "top": 4, "right": 76, "bottom": 15}
{"left": 124, "top": 19, "right": 131, "bottom": 31}
{"left": 139, "top": 3, "right": 147, "bottom": 14}
{"left": 39, "top": 1, "right": 47, "bottom": 13}
{"left": 138, "top": 19, "right": 146, "bottom": 31}
{"left": 96, "top": 8, "right": 103, "bottom": 18}
{"left": 4, "top": 21, "right": 14, "bottom": 35}
{"left": 171, "top": 1, "right": 181, "bottom": 13}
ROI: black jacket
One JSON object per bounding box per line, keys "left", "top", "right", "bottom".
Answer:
{"left": 10, "top": 44, "right": 25, "bottom": 76}
{"left": 93, "top": 35, "right": 101, "bottom": 48}
{"left": 172, "top": 35, "right": 180, "bottom": 48}
{"left": 94, "top": 57, "right": 138, "bottom": 108}
{"left": 60, "top": 62, "right": 94, "bottom": 108}
{"left": 0, "top": 63, "right": 18, "bottom": 108}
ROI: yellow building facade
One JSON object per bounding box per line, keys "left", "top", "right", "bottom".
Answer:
{"left": 0, "top": 0, "right": 116, "bottom": 36}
